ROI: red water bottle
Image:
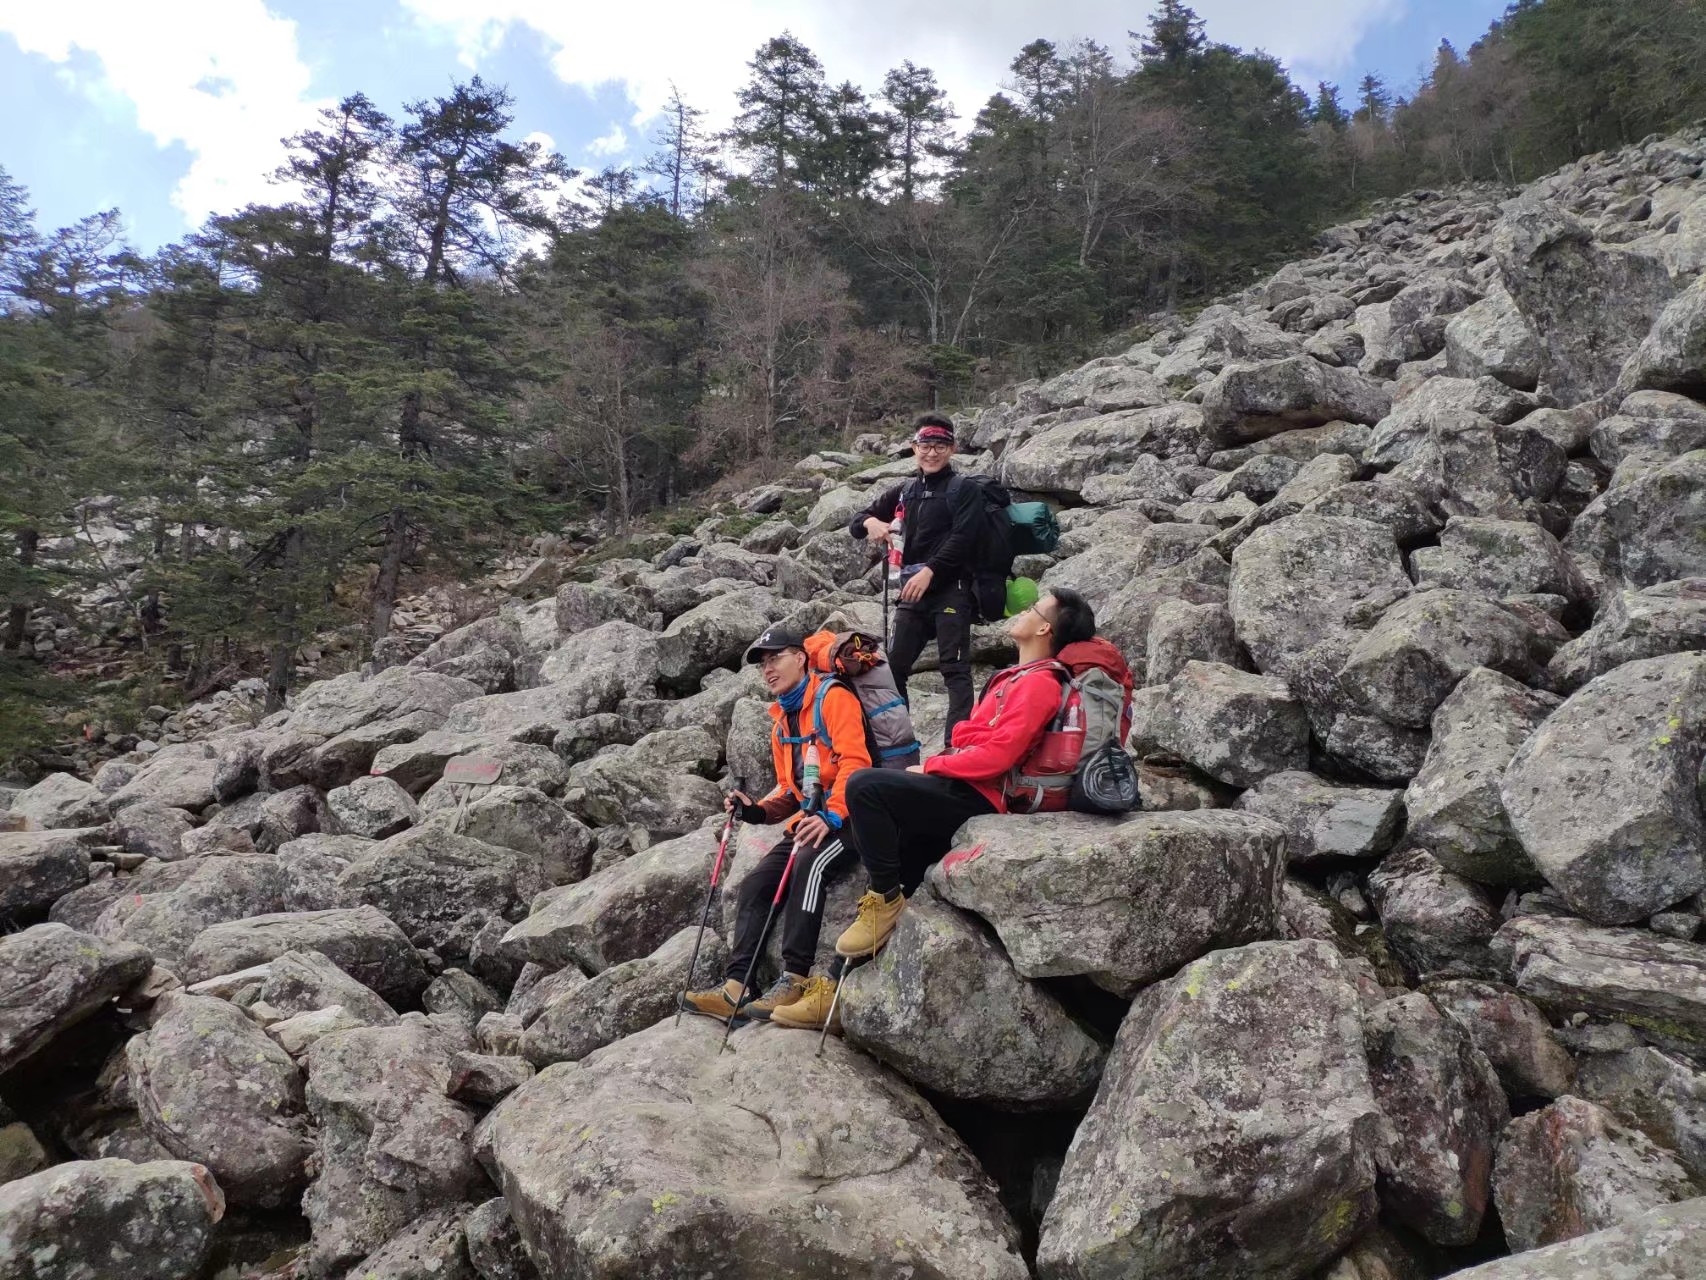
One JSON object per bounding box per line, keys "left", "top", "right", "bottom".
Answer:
{"left": 887, "top": 501, "right": 905, "bottom": 587}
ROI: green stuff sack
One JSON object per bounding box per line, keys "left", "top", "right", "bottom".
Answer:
{"left": 1005, "top": 576, "right": 1040, "bottom": 618}
{"left": 1007, "top": 500, "right": 1059, "bottom": 555}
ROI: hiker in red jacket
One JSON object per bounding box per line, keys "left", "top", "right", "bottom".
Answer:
{"left": 829, "top": 586, "right": 1115, "bottom": 963}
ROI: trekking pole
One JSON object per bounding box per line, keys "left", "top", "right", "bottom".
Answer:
{"left": 675, "top": 778, "right": 745, "bottom": 1029}
{"left": 815, "top": 959, "right": 852, "bottom": 1057}
{"left": 719, "top": 836, "right": 802, "bottom": 1053}
{"left": 881, "top": 550, "right": 891, "bottom": 649}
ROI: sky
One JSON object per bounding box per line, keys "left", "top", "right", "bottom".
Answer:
{"left": 0, "top": 0, "right": 1510, "bottom": 252}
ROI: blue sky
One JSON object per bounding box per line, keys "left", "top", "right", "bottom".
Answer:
{"left": 1, "top": 0, "right": 1509, "bottom": 252}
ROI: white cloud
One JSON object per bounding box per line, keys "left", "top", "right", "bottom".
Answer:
{"left": 401, "top": 0, "right": 1410, "bottom": 140}
{"left": 586, "top": 123, "right": 628, "bottom": 158}
{"left": 1, "top": 1, "right": 328, "bottom": 226}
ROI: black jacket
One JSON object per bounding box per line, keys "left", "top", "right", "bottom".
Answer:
{"left": 847, "top": 467, "right": 982, "bottom": 586}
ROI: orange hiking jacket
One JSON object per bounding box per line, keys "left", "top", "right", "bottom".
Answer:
{"left": 757, "top": 663, "right": 872, "bottom": 832}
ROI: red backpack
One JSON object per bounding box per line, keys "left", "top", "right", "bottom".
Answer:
{"left": 988, "top": 638, "right": 1137, "bottom": 813}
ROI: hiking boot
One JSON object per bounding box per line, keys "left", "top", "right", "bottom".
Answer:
{"left": 835, "top": 889, "right": 907, "bottom": 958}
{"left": 680, "top": 980, "right": 746, "bottom": 1022}
{"left": 769, "top": 976, "right": 840, "bottom": 1033}
{"left": 743, "top": 972, "right": 809, "bottom": 1022}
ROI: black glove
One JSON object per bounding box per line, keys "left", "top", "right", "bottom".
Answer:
{"left": 729, "top": 797, "right": 767, "bottom": 824}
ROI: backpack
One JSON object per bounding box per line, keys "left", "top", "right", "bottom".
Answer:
{"left": 992, "top": 638, "right": 1140, "bottom": 814}
{"left": 908, "top": 474, "right": 1061, "bottom": 623}
{"left": 800, "top": 629, "right": 921, "bottom": 770}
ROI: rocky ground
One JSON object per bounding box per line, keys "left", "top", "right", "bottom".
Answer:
{"left": 5, "top": 123, "right": 1706, "bottom": 1280}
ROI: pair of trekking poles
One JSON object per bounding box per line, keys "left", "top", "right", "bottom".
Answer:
{"left": 672, "top": 781, "right": 854, "bottom": 1056}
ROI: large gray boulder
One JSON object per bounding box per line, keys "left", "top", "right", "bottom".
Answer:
{"left": 1233, "top": 771, "right": 1404, "bottom": 866}
{"left": 1493, "top": 914, "right": 1706, "bottom": 1056}
{"left": 1493, "top": 201, "right": 1676, "bottom": 405}
{"left": 0, "top": 828, "right": 92, "bottom": 917}
{"left": 347, "top": 1205, "right": 479, "bottom": 1280}
{"left": 563, "top": 726, "right": 723, "bottom": 838}
{"left": 1338, "top": 590, "right": 1549, "bottom": 729}
{"left": 1002, "top": 405, "right": 1206, "bottom": 494}
{"left": 1199, "top": 356, "right": 1392, "bottom": 444}
{"left": 929, "top": 811, "right": 1286, "bottom": 997}
{"left": 1405, "top": 669, "right": 1557, "bottom": 886}
{"left": 479, "top": 1019, "right": 1030, "bottom": 1280}
{"left": 1145, "top": 600, "right": 1240, "bottom": 685}
{"left": 1567, "top": 450, "right": 1706, "bottom": 590}
{"left": 1362, "top": 992, "right": 1509, "bottom": 1245}
{"left": 1145, "top": 661, "right": 1310, "bottom": 788}
{"left": 1589, "top": 391, "right": 1706, "bottom": 471}
{"left": 420, "top": 784, "right": 594, "bottom": 887}
{"left": 1549, "top": 579, "right": 1706, "bottom": 693}
{"left": 1385, "top": 413, "right": 1567, "bottom": 523}
{"left": 303, "top": 1021, "right": 488, "bottom": 1275}
{"left": 1411, "top": 516, "right": 1591, "bottom": 603}
{"left": 0, "top": 1159, "right": 226, "bottom": 1280}
{"left": 654, "top": 589, "right": 788, "bottom": 692}
{"left": 555, "top": 579, "right": 659, "bottom": 634}
{"left": 1575, "top": 1047, "right": 1706, "bottom": 1183}
{"left": 1494, "top": 1096, "right": 1697, "bottom": 1254}
{"left": 1425, "top": 978, "right": 1575, "bottom": 1101}
{"left": 1036, "top": 357, "right": 1168, "bottom": 413}
{"left": 181, "top": 905, "right": 430, "bottom": 1006}
{"left": 1618, "top": 273, "right": 1706, "bottom": 397}
{"left": 0, "top": 924, "right": 152, "bottom": 1074}
{"left": 840, "top": 892, "right": 1106, "bottom": 1109}
{"left": 1445, "top": 1197, "right": 1706, "bottom": 1279}
{"left": 1035, "top": 940, "right": 1383, "bottom": 1280}
{"left": 1501, "top": 653, "right": 1706, "bottom": 924}
{"left": 1444, "top": 288, "right": 1544, "bottom": 389}
{"left": 1366, "top": 848, "right": 1501, "bottom": 981}
{"left": 327, "top": 774, "right": 420, "bottom": 839}
{"left": 127, "top": 993, "right": 312, "bottom": 1208}
{"left": 10, "top": 771, "right": 109, "bottom": 830}
{"left": 501, "top": 825, "right": 719, "bottom": 973}
{"left": 1358, "top": 275, "right": 1479, "bottom": 377}
{"left": 520, "top": 926, "right": 723, "bottom": 1067}
{"left": 373, "top": 735, "right": 574, "bottom": 798}
{"left": 258, "top": 948, "right": 399, "bottom": 1026}
{"left": 108, "top": 738, "right": 255, "bottom": 814}
{"left": 464, "top": 1197, "right": 538, "bottom": 1280}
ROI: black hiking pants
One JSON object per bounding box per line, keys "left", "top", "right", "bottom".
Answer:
{"left": 888, "top": 584, "right": 974, "bottom": 745}
{"left": 845, "top": 768, "right": 997, "bottom": 897}
{"left": 726, "top": 829, "right": 858, "bottom": 982}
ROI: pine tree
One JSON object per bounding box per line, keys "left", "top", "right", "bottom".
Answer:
{"left": 1313, "top": 82, "right": 1348, "bottom": 128}
{"left": 731, "top": 33, "right": 829, "bottom": 188}
{"left": 644, "top": 85, "right": 713, "bottom": 218}
{"left": 1355, "top": 74, "right": 1392, "bottom": 125}
{"left": 878, "top": 62, "right": 954, "bottom": 203}
{"left": 1138, "top": 0, "right": 1208, "bottom": 66}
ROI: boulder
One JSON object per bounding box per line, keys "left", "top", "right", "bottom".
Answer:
{"left": 424, "top": 968, "right": 503, "bottom": 1033}
{"left": 1338, "top": 591, "right": 1548, "bottom": 730}
{"left": 1154, "top": 305, "right": 1298, "bottom": 382}
{"left": 348, "top": 1205, "right": 478, "bottom": 1280}
{"left": 1404, "top": 668, "right": 1557, "bottom": 886}
{"left": 1035, "top": 940, "right": 1383, "bottom": 1280}
{"left": 479, "top": 1018, "right": 1029, "bottom": 1280}
{"left": 1362, "top": 991, "right": 1509, "bottom": 1245}
{"left": 1493, "top": 201, "right": 1676, "bottom": 405}
{"left": 1567, "top": 451, "right": 1706, "bottom": 591}
{"left": 1574, "top": 1047, "right": 1706, "bottom": 1182}
{"left": 464, "top": 1198, "right": 538, "bottom": 1280}
{"left": 555, "top": 579, "right": 659, "bottom": 634}
{"left": 1145, "top": 661, "right": 1310, "bottom": 788}
{"left": 1444, "top": 1197, "right": 1706, "bottom": 1279}
{"left": 1411, "top": 517, "right": 1592, "bottom": 604}
{"left": 303, "top": 1021, "right": 488, "bottom": 1275}
{"left": 1494, "top": 1096, "right": 1697, "bottom": 1253}
{"left": 1424, "top": 978, "right": 1574, "bottom": 1100}
{"left": 254, "top": 784, "right": 331, "bottom": 853}
{"left": 1002, "top": 405, "right": 1205, "bottom": 494}
{"left": 1366, "top": 848, "right": 1502, "bottom": 981}
{"left": 930, "top": 811, "right": 1286, "bottom": 997}
{"left": 840, "top": 893, "right": 1107, "bottom": 1109}
{"left": 10, "top": 771, "right": 109, "bottom": 829}
{"left": 127, "top": 992, "right": 312, "bottom": 1208}
{"left": 258, "top": 947, "right": 399, "bottom": 1026}
{"left": 0, "top": 923, "right": 152, "bottom": 1074}
{"left": 0, "top": 828, "right": 92, "bottom": 917}
{"left": 0, "top": 1158, "right": 225, "bottom": 1280}
{"left": 1036, "top": 358, "right": 1168, "bottom": 413}
{"left": 1444, "top": 288, "right": 1544, "bottom": 389}
{"left": 420, "top": 785, "right": 594, "bottom": 886}
{"left": 108, "top": 739, "right": 248, "bottom": 813}
{"left": 1501, "top": 653, "right": 1706, "bottom": 924}
{"left": 521, "top": 926, "right": 724, "bottom": 1067}
{"left": 1358, "top": 275, "right": 1479, "bottom": 377}
{"left": 1233, "top": 771, "right": 1405, "bottom": 865}
{"left": 1550, "top": 579, "right": 1706, "bottom": 692}
{"left": 110, "top": 802, "right": 197, "bottom": 860}
{"left": 327, "top": 774, "right": 421, "bottom": 839}
{"left": 375, "top": 736, "right": 573, "bottom": 798}
{"left": 1193, "top": 453, "right": 1304, "bottom": 504}
{"left": 563, "top": 727, "right": 723, "bottom": 838}
{"left": 1589, "top": 391, "right": 1706, "bottom": 471}
{"left": 337, "top": 826, "right": 539, "bottom": 963}
{"left": 501, "top": 825, "right": 719, "bottom": 973}
{"left": 1144, "top": 600, "right": 1241, "bottom": 685}
{"left": 1079, "top": 453, "right": 1190, "bottom": 506}
{"left": 654, "top": 589, "right": 788, "bottom": 692}
{"left": 1493, "top": 914, "right": 1706, "bottom": 1055}
{"left": 449, "top": 1053, "right": 535, "bottom": 1107}
{"left": 1199, "top": 356, "right": 1392, "bottom": 444}
{"left": 1619, "top": 273, "right": 1706, "bottom": 397}
{"left": 181, "top": 905, "right": 430, "bottom": 1006}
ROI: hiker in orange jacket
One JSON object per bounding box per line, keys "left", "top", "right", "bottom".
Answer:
{"left": 833, "top": 586, "right": 1104, "bottom": 961}
{"left": 680, "top": 624, "right": 872, "bottom": 1027}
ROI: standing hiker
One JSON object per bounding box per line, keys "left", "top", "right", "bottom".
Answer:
{"left": 831, "top": 586, "right": 1123, "bottom": 961}
{"left": 680, "top": 625, "right": 872, "bottom": 1025}
{"left": 848, "top": 413, "right": 982, "bottom": 743}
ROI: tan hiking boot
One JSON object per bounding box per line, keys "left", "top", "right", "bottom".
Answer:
{"left": 769, "top": 976, "right": 841, "bottom": 1033}
{"left": 835, "top": 889, "right": 906, "bottom": 958}
{"left": 743, "top": 972, "right": 809, "bottom": 1022}
{"left": 680, "top": 979, "right": 745, "bottom": 1021}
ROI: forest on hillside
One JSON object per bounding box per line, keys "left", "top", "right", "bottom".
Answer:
{"left": 2, "top": 0, "right": 1704, "bottom": 759}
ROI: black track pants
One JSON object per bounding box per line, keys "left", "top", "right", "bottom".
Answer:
{"left": 726, "top": 830, "right": 858, "bottom": 981}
